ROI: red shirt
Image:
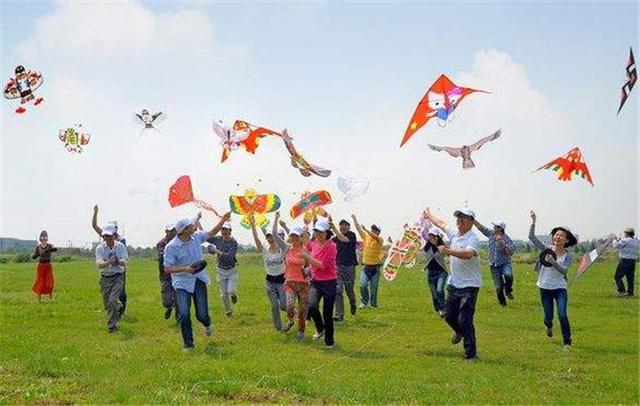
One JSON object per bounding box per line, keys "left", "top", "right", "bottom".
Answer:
{"left": 308, "top": 240, "right": 337, "bottom": 281}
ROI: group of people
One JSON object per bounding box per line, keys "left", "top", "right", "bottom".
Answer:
{"left": 27, "top": 204, "right": 638, "bottom": 359}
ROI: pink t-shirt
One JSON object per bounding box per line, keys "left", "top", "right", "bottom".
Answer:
{"left": 308, "top": 240, "right": 337, "bottom": 281}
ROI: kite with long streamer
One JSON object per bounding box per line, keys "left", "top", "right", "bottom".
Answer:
{"left": 168, "top": 175, "right": 221, "bottom": 216}
{"left": 213, "top": 119, "right": 280, "bottom": 163}
{"left": 281, "top": 129, "right": 331, "bottom": 177}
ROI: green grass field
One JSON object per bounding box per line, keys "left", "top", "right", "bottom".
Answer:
{"left": 1, "top": 255, "right": 638, "bottom": 404}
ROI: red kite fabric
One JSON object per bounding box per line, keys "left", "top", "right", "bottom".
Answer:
{"left": 168, "top": 175, "right": 221, "bottom": 216}
{"left": 535, "top": 147, "right": 594, "bottom": 186}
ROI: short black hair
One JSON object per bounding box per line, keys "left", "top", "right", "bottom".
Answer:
{"left": 339, "top": 219, "right": 350, "bottom": 226}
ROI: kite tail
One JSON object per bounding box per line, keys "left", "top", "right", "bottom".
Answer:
{"left": 194, "top": 199, "right": 222, "bottom": 217}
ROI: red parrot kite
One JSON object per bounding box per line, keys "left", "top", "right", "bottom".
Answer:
{"left": 212, "top": 119, "right": 280, "bottom": 163}
{"left": 232, "top": 120, "right": 280, "bottom": 154}
{"left": 535, "top": 147, "right": 594, "bottom": 186}
{"left": 401, "top": 74, "right": 488, "bottom": 147}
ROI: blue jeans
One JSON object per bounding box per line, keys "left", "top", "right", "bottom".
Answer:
{"left": 175, "top": 279, "right": 212, "bottom": 348}
{"left": 490, "top": 263, "right": 513, "bottom": 305}
{"left": 427, "top": 271, "right": 447, "bottom": 312}
{"left": 539, "top": 288, "right": 571, "bottom": 345}
{"left": 360, "top": 265, "right": 380, "bottom": 307}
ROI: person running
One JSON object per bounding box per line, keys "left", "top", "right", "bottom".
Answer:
{"left": 528, "top": 210, "right": 576, "bottom": 350}
{"left": 352, "top": 214, "right": 383, "bottom": 309}
{"left": 156, "top": 222, "right": 178, "bottom": 320}
{"left": 612, "top": 228, "right": 639, "bottom": 298}
{"left": 31, "top": 230, "right": 58, "bottom": 303}
{"left": 92, "top": 204, "right": 128, "bottom": 316}
{"left": 332, "top": 219, "right": 358, "bottom": 321}
{"left": 423, "top": 227, "right": 447, "bottom": 317}
{"left": 164, "top": 213, "right": 231, "bottom": 351}
{"left": 207, "top": 223, "right": 239, "bottom": 317}
{"left": 249, "top": 213, "right": 287, "bottom": 331}
{"left": 474, "top": 218, "right": 516, "bottom": 306}
{"left": 426, "top": 207, "right": 482, "bottom": 361}
{"left": 94, "top": 225, "right": 128, "bottom": 333}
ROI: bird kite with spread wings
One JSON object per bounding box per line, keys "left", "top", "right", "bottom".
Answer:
{"left": 534, "top": 147, "right": 594, "bottom": 186}
{"left": 428, "top": 129, "right": 502, "bottom": 169}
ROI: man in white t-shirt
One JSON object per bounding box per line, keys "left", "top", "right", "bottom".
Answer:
{"left": 427, "top": 207, "right": 481, "bottom": 360}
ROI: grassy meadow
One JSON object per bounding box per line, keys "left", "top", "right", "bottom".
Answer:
{"left": 0, "top": 254, "right": 638, "bottom": 404}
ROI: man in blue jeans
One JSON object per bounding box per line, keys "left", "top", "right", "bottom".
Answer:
{"left": 474, "top": 219, "right": 516, "bottom": 306}
{"left": 164, "top": 212, "right": 230, "bottom": 351}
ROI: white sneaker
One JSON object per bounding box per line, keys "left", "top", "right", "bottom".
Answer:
{"left": 312, "top": 330, "right": 325, "bottom": 341}
{"left": 204, "top": 325, "right": 214, "bottom": 336}
{"left": 358, "top": 303, "right": 367, "bottom": 309}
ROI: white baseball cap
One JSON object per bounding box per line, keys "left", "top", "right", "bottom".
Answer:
{"left": 175, "top": 218, "right": 194, "bottom": 234}
{"left": 101, "top": 225, "right": 117, "bottom": 236}
{"left": 453, "top": 207, "right": 476, "bottom": 219}
{"left": 165, "top": 222, "right": 176, "bottom": 231}
{"left": 290, "top": 226, "right": 305, "bottom": 237}
{"left": 221, "top": 222, "right": 232, "bottom": 230}
{"left": 491, "top": 220, "right": 506, "bottom": 231}
{"left": 427, "top": 227, "right": 443, "bottom": 237}
{"left": 313, "top": 220, "right": 330, "bottom": 232}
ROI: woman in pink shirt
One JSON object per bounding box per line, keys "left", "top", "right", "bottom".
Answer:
{"left": 301, "top": 219, "right": 340, "bottom": 348}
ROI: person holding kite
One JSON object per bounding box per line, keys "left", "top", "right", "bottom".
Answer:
{"left": 423, "top": 227, "right": 448, "bottom": 317}
{"left": 31, "top": 230, "right": 58, "bottom": 303}
{"left": 156, "top": 223, "right": 178, "bottom": 320}
{"left": 164, "top": 212, "right": 231, "bottom": 351}
{"left": 426, "top": 208, "right": 482, "bottom": 361}
{"left": 474, "top": 218, "right": 516, "bottom": 307}
{"left": 248, "top": 213, "right": 288, "bottom": 331}
{"left": 207, "top": 223, "right": 240, "bottom": 317}
{"left": 612, "top": 228, "right": 639, "bottom": 298}
{"left": 528, "top": 211, "right": 576, "bottom": 349}
{"left": 352, "top": 214, "right": 384, "bottom": 309}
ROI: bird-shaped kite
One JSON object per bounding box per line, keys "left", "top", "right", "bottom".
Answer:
{"left": 281, "top": 129, "right": 331, "bottom": 177}
{"left": 535, "top": 147, "right": 594, "bottom": 186}
{"left": 134, "top": 109, "right": 165, "bottom": 134}
{"left": 428, "top": 129, "right": 502, "bottom": 169}
{"left": 617, "top": 47, "right": 637, "bottom": 115}
{"left": 290, "top": 191, "right": 332, "bottom": 224}
{"left": 401, "top": 74, "right": 488, "bottom": 147}
{"left": 229, "top": 188, "right": 281, "bottom": 229}
{"left": 213, "top": 119, "right": 279, "bottom": 163}
{"left": 59, "top": 125, "right": 91, "bottom": 153}
{"left": 168, "top": 175, "right": 222, "bottom": 216}
{"left": 3, "top": 65, "right": 44, "bottom": 114}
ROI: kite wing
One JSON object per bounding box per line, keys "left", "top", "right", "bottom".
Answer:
{"left": 134, "top": 113, "right": 145, "bottom": 125}
{"left": 429, "top": 144, "right": 462, "bottom": 158}
{"left": 290, "top": 190, "right": 332, "bottom": 219}
{"left": 251, "top": 194, "right": 281, "bottom": 214}
{"left": 168, "top": 176, "right": 195, "bottom": 208}
{"left": 152, "top": 112, "right": 166, "bottom": 124}
{"left": 229, "top": 195, "right": 254, "bottom": 215}
{"left": 469, "top": 129, "right": 502, "bottom": 152}
{"left": 617, "top": 47, "right": 637, "bottom": 115}
{"left": 535, "top": 147, "right": 594, "bottom": 186}
{"left": 571, "top": 236, "right": 615, "bottom": 285}
{"left": 3, "top": 78, "right": 20, "bottom": 99}
{"left": 27, "top": 70, "right": 44, "bottom": 92}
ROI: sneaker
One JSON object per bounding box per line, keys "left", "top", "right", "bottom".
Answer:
{"left": 164, "top": 308, "right": 172, "bottom": 320}
{"left": 108, "top": 327, "right": 118, "bottom": 334}
{"left": 297, "top": 331, "right": 305, "bottom": 341}
{"left": 312, "top": 330, "right": 325, "bottom": 341}
{"left": 230, "top": 293, "right": 238, "bottom": 304}
{"left": 464, "top": 355, "right": 478, "bottom": 362}
{"left": 204, "top": 324, "right": 214, "bottom": 336}
{"left": 563, "top": 344, "right": 571, "bottom": 352}
{"left": 617, "top": 292, "right": 628, "bottom": 298}
{"left": 451, "top": 332, "right": 463, "bottom": 345}
{"left": 183, "top": 346, "right": 195, "bottom": 353}
{"left": 326, "top": 344, "right": 335, "bottom": 349}
{"left": 225, "top": 311, "right": 234, "bottom": 318}
{"left": 333, "top": 316, "right": 343, "bottom": 322}
{"left": 506, "top": 292, "right": 514, "bottom": 300}
{"left": 546, "top": 327, "right": 553, "bottom": 337}
{"left": 350, "top": 303, "right": 357, "bottom": 316}
{"left": 283, "top": 319, "right": 295, "bottom": 333}
{"left": 358, "top": 303, "right": 367, "bottom": 309}
{"left": 437, "top": 310, "right": 446, "bottom": 319}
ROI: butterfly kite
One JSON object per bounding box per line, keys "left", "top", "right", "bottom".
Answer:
{"left": 383, "top": 224, "right": 425, "bottom": 281}
{"left": 290, "top": 191, "right": 332, "bottom": 224}
{"left": 59, "top": 125, "right": 91, "bottom": 153}
{"left": 134, "top": 109, "right": 165, "bottom": 134}
{"left": 168, "top": 175, "right": 222, "bottom": 216}
{"left": 3, "top": 65, "right": 44, "bottom": 114}
{"left": 617, "top": 47, "right": 637, "bottom": 115}
{"left": 229, "top": 188, "right": 281, "bottom": 229}
{"left": 570, "top": 235, "right": 615, "bottom": 286}
{"left": 213, "top": 119, "right": 279, "bottom": 163}
{"left": 428, "top": 129, "right": 502, "bottom": 169}
{"left": 281, "top": 129, "right": 331, "bottom": 177}
{"left": 535, "top": 147, "right": 594, "bottom": 186}
{"left": 401, "top": 74, "right": 488, "bottom": 147}
{"left": 337, "top": 176, "right": 370, "bottom": 202}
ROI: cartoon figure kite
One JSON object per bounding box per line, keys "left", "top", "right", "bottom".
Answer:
{"left": 3, "top": 65, "right": 44, "bottom": 114}
{"left": 168, "top": 175, "right": 222, "bottom": 216}
{"left": 213, "top": 119, "right": 279, "bottom": 163}
{"left": 401, "top": 74, "right": 488, "bottom": 147}
{"left": 383, "top": 224, "right": 425, "bottom": 281}
{"left": 281, "top": 129, "right": 331, "bottom": 177}
{"left": 229, "top": 188, "right": 281, "bottom": 229}
{"left": 134, "top": 109, "right": 165, "bottom": 134}
{"left": 617, "top": 47, "right": 637, "bottom": 115}
{"left": 535, "top": 147, "right": 594, "bottom": 186}
{"left": 428, "top": 129, "right": 502, "bottom": 169}
{"left": 59, "top": 125, "right": 91, "bottom": 153}
{"left": 290, "top": 191, "right": 332, "bottom": 224}
{"left": 337, "top": 176, "right": 370, "bottom": 202}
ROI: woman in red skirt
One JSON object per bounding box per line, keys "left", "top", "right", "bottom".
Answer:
{"left": 32, "top": 230, "right": 58, "bottom": 302}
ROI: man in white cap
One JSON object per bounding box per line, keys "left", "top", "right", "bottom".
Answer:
{"left": 156, "top": 222, "right": 179, "bottom": 320}
{"left": 474, "top": 218, "right": 516, "bottom": 306}
{"left": 94, "top": 225, "right": 128, "bottom": 333}
{"left": 613, "top": 227, "right": 639, "bottom": 298}
{"left": 164, "top": 212, "right": 231, "bottom": 351}
{"left": 207, "top": 222, "right": 240, "bottom": 317}
{"left": 426, "top": 207, "right": 481, "bottom": 360}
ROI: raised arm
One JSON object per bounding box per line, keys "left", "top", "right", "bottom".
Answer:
{"left": 272, "top": 212, "right": 288, "bottom": 251}
{"left": 351, "top": 214, "right": 367, "bottom": 240}
{"left": 206, "top": 212, "right": 232, "bottom": 240}
{"left": 425, "top": 208, "right": 447, "bottom": 232}
{"left": 528, "top": 211, "right": 547, "bottom": 251}
{"left": 278, "top": 219, "right": 290, "bottom": 235}
{"left": 194, "top": 212, "right": 204, "bottom": 231}
{"left": 91, "top": 204, "right": 102, "bottom": 236}
{"left": 329, "top": 215, "right": 348, "bottom": 242}
{"left": 249, "top": 215, "right": 263, "bottom": 253}
{"left": 473, "top": 219, "right": 492, "bottom": 238}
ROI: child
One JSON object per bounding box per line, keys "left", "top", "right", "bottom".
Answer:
{"left": 32, "top": 230, "right": 58, "bottom": 302}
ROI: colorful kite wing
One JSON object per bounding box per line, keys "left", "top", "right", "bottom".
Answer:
{"left": 290, "top": 190, "right": 332, "bottom": 219}
{"left": 535, "top": 147, "right": 594, "bottom": 186}
{"left": 617, "top": 47, "right": 637, "bottom": 115}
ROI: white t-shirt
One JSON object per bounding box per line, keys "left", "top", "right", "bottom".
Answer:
{"left": 446, "top": 228, "right": 482, "bottom": 288}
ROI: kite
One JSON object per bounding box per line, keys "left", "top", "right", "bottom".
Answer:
{"left": 229, "top": 188, "right": 281, "bottom": 229}
{"left": 281, "top": 129, "right": 331, "bottom": 177}
{"left": 213, "top": 119, "right": 279, "bottom": 163}
{"left": 168, "top": 175, "right": 222, "bottom": 216}
{"left": 290, "top": 191, "right": 332, "bottom": 224}
{"left": 617, "top": 47, "right": 637, "bottom": 115}
{"left": 134, "top": 109, "right": 165, "bottom": 134}
{"left": 59, "top": 125, "right": 91, "bottom": 153}
{"left": 3, "top": 65, "right": 44, "bottom": 114}
{"left": 337, "top": 176, "right": 370, "bottom": 202}
{"left": 383, "top": 224, "right": 425, "bottom": 281}
{"left": 534, "top": 147, "right": 594, "bottom": 186}
{"left": 428, "top": 129, "right": 502, "bottom": 169}
{"left": 401, "top": 74, "right": 488, "bottom": 147}
{"left": 570, "top": 235, "right": 615, "bottom": 286}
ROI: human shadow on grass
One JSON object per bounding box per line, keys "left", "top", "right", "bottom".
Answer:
{"left": 118, "top": 326, "right": 135, "bottom": 341}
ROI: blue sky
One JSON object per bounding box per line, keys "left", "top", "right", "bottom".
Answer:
{"left": 1, "top": 1, "right": 638, "bottom": 247}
